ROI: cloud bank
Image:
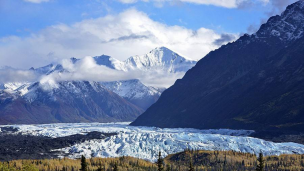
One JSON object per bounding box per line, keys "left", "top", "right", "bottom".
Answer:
{"left": 117, "top": 0, "right": 277, "bottom": 8}
{"left": 0, "top": 69, "right": 38, "bottom": 84}
{"left": 118, "top": 0, "right": 239, "bottom": 8}
{"left": 39, "top": 56, "right": 185, "bottom": 88}
{"left": 0, "top": 9, "right": 237, "bottom": 69}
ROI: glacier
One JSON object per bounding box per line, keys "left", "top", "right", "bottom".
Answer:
{"left": 2, "top": 122, "right": 304, "bottom": 162}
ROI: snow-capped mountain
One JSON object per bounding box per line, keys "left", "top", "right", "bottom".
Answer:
{"left": 0, "top": 81, "right": 143, "bottom": 124}
{"left": 97, "top": 47, "right": 196, "bottom": 109}
{"left": 102, "top": 79, "right": 165, "bottom": 110}
{"left": 67, "top": 47, "right": 194, "bottom": 110}
{"left": 29, "top": 64, "right": 56, "bottom": 75}
{"left": 0, "top": 47, "right": 195, "bottom": 124}
{"left": 94, "top": 47, "right": 197, "bottom": 73}
{"left": 29, "top": 57, "right": 79, "bottom": 75}
{"left": 94, "top": 55, "right": 125, "bottom": 70}
{"left": 123, "top": 47, "right": 196, "bottom": 73}
{"left": 0, "top": 82, "right": 29, "bottom": 91}
{"left": 255, "top": 0, "right": 304, "bottom": 42}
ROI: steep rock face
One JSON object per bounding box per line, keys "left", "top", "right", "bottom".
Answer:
{"left": 0, "top": 81, "right": 143, "bottom": 124}
{"left": 131, "top": 1, "right": 304, "bottom": 133}
{"left": 102, "top": 79, "right": 164, "bottom": 110}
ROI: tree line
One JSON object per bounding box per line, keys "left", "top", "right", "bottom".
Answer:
{"left": 1, "top": 150, "right": 304, "bottom": 171}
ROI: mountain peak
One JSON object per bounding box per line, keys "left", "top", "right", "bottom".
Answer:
{"left": 94, "top": 55, "right": 124, "bottom": 70}
{"left": 282, "top": 0, "right": 304, "bottom": 18}
{"left": 254, "top": 0, "right": 304, "bottom": 42}
{"left": 124, "top": 47, "right": 196, "bottom": 73}
{"left": 70, "top": 57, "right": 80, "bottom": 64}
{"left": 94, "top": 55, "right": 112, "bottom": 63}
{"left": 152, "top": 46, "right": 171, "bottom": 52}
{"left": 291, "top": 0, "right": 304, "bottom": 8}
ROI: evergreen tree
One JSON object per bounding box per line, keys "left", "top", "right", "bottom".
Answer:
{"left": 97, "top": 163, "right": 103, "bottom": 171}
{"left": 22, "top": 164, "right": 39, "bottom": 171}
{"left": 165, "top": 164, "right": 171, "bottom": 171}
{"left": 188, "top": 161, "right": 194, "bottom": 171}
{"left": 157, "top": 151, "right": 164, "bottom": 171}
{"left": 113, "top": 162, "right": 118, "bottom": 171}
{"left": 256, "top": 152, "right": 265, "bottom": 171}
{"left": 61, "top": 166, "right": 67, "bottom": 171}
{"left": 80, "top": 155, "right": 88, "bottom": 171}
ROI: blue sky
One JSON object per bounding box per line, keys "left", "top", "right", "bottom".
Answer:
{"left": 0, "top": 0, "right": 298, "bottom": 68}
{"left": 1, "top": 0, "right": 270, "bottom": 37}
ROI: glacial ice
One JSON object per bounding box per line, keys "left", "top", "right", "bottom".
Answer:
{"left": 2, "top": 122, "right": 304, "bottom": 162}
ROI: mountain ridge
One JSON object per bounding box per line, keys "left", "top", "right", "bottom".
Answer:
{"left": 131, "top": 1, "right": 304, "bottom": 133}
{"left": 92, "top": 46, "right": 196, "bottom": 73}
{"left": 0, "top": 46, "right": 195, "bottom": 124}
{"left": 0, "top": 81, "right": 143, "bottom": 124}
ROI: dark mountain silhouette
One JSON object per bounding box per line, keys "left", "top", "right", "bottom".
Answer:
{"left": 131, "top": 1, "right": 304, "bottom": 133}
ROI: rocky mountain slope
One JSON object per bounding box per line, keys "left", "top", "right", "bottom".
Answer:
{"left": 0, "top": 81, "right": 143, "bottom": 124}
{"left": 131, "top": 1, "right": 304, "bottom": 133}
{"left": 102, "top": 79, "right": 164, "bottom": 110}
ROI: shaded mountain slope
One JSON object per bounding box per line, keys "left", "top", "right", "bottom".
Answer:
{"left": 131, "top": 1, "right": 304, "bottom": 133}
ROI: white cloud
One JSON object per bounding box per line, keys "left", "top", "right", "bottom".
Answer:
{"left": 24, "top": 0, "right": 50, "bottom": 3}
{"left": 55, "top": 56, "right": 139, "bottom": 82}
{"left": 118, "top": 0, "right": 240, "bottom": 8}
{"left": 180, "top": 0, "right": 239, "bottom": 8}
{"left": 119, "top": 0, "right": 140, "bottom": 4}
{"left": 0, "top": 69, "right": 38, "bottom": 83}
{"left": 0, "top": 9, "right": 237, "bottom": 69}
{"left": 117, "top": 0, "right": 291, "bottom": 9}
{"left": 138, "top": 70, "right": 185, "bottom": 87}
{"left": 117, "top": 0, "right": 274, "bottom": 8}
{"left": 32, "top": 56, "right": 183, "bottom": 88}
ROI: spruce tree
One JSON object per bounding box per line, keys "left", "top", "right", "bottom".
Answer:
{"left": 157, "top": 151, "right": 164, "bottom": 171}
{"left": 113, "top": 162, "right": 118, "bottom": 171}
{"left": 165, "top": 164, "right": 171, "bottom": 171}
{"left": 80, "top": 155, "right": 88, "bottom": 171}
{"left": 256, "top": 152, "right": 265, "bottom": 171}
{"left": 188, "top": 161, "right": 194, "bottom": 171}
{"left": 97, "top": 163, "right": 103, "bottom": 171}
